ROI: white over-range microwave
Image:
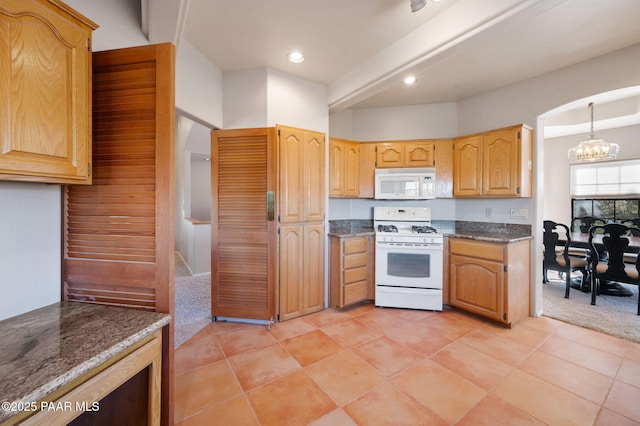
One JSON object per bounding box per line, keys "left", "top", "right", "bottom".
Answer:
{"left": 374, "top": 167, "right": 436, "bottom": 200}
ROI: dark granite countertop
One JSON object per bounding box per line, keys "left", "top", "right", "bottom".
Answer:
{"left": 329, "top": 219, "right": 532, "bottom": 243}
{"left": 446, "top": 221, "right": 532, "bottom": 243}
{"left": 0, "top": 301, "right": 170, "bottom": 422}
{"left": 328, "top": 219, "right": 375, "bottom": 237}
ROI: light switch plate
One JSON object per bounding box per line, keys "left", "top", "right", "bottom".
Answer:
{"left": 510, "top": 208, "right": 528, "bottom": 219}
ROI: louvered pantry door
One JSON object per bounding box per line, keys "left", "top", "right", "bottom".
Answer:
{"left": 63, "top": 43, "right": 175, "bottom": 426}
{"left": 211, "top": 128, "right": 277, "bottom": 321}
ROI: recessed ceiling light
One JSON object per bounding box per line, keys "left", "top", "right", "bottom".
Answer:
{"left": 288, "top": 51, "right": 305, "bottom": 64}
{"left": 404, "top": 75, "right": 417, "bottom": 85}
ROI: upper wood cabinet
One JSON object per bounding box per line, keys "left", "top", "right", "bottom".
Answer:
{"left": 376, "top": 141, "right": 435, "bottom": 168}
{"left": 433, "top": 139, "right": 453, "bottom": 198}
{"left": 363, "top": 140, "right": 449, "bottom": 199}
{"left": 329, "top": 137, "right": 359, "bottom": 198}
{"left": 453, "top": 124, "right": 533, "bottom": 198}
{"left": 0, "top": 0, "right": 98, "bottom": 184}
{"left": 358, "top": 143, "right": 377, "bottom": 198}
{"left": 279, "top": 126, "right": 325, "bottom": 222}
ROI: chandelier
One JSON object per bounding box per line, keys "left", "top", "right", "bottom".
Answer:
{"left": 567, "top": 102, "right": 619, "bottom": 162}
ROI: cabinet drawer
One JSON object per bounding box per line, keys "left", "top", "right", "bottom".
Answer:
{"left": 344, "top": 252, "right": 368, "bottom": 269}
{"left": 344, "top": 238, "right": 368, "bottom": 255}
{"left": 449, "top": 238, "right": 503, "bottom": 262}
{"left": 345, "top": 266, "right": 367, "bottom": 284}
{"left": 344, "top": 280, "right": 368, "bottom": 305}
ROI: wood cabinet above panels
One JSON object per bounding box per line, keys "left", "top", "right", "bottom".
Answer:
{"left": 376, "top": 141, "right": 435, "bottom": 168}
{"left": 0, "top": 0, "right": 98, "bottom": 184}
{"left": 453, "top": 124, "right": 533, "bottom": 198}
{"left": 329, "top": 137, "right": 359, "bottom": 198}
{"left": 354, "top": 139, "right": 451, "bottom": 199}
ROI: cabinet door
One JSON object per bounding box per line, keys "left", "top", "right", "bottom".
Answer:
{"left": 342, "top": 237, "right": 369, "bottom": 306}
{"left": 376, "top": 143, "right": 404, "bottom": 168}
{"left": 211, "top": 127, "right": 277, "bottom": 322}
{"left": 302, "top": 224, "right": 325, "bottom": 315}
{"left": 64, "top": 44, "right": 175, "bottom": 426}
{"left": 483, "top": 128, "right": 520, "bottom": 196}
{"left": 434, "top": 139, "right": 453, "bottom": 198}
{"left": 404, "top": 142, "right": 435, "bottom": 167}
{"left": 344, "top": 142, "right": 359, "bottom": 197}
{"left": 453, "top": 135, "right": 483, "bottom": 196}
{"left": 0, "top": 0, "right": 96, "bottom": 184}
{"left": 279, "top": 126, "right": 325, "bottom": 222}
{"left": 449, "top": 254, "right": 505, "bottom": 322}
{"left": 329, "top": 139, "right": 345, "bottom": 197}
{"left": 358, "top": 143, "right": 377, "bottom": 198}
{"left": 304, "top": 130, "right": 325, "bottom": 221}
{"left": 279, "top": 127, "right": 304, "bottom": 223}
{"left": 279, "top": 225, "right": 304, "bottom": 321}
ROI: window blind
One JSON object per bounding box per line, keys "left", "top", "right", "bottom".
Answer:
{"left": 570, "top": 159, "right": 640, "bottom": 197}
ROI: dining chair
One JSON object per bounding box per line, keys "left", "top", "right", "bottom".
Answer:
{"left": 543, "top": 221, "right": 590, "bottom": 299}
{"left": 571, "top": 216, "right": 606, "bottom": 233}
{"left": 569, "top": 216, "right": 605, "bottom": 259}
{"left": 621, "top": 219, "right": 640, "bottom": 265}
{"left": 588, "top": 223, "right": 640, "bottom": 315}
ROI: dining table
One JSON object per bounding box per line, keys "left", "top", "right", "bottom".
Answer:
{"left": 566, "top": 231, "right": 640, "bottom": 296}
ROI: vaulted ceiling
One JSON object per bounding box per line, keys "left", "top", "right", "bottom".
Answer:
{"left": 140, "top": 0, "right": 640, "bottom": 132}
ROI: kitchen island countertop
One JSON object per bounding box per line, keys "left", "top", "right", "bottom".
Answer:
{"left": 0, "top": 301, "right": 170, "bottom": 422}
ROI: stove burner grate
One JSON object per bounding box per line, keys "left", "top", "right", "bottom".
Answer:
{"left": 412, "top": 225, "right": 438, "bottom": 234}
{"left": 377, "top": 224, "right": 398, "bottom": 233}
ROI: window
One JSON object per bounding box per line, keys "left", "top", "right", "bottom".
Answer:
{"left": 571, "top": 159, "right": 640, "bottom": 197}
{"left": 572, "top": 198, "right": 640, "bottom": 222}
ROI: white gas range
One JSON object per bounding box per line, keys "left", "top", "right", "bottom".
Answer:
{"left": 374, "top": 206, "right": 443, "bottom": 311}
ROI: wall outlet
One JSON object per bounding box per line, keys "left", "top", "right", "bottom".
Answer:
{"left": 486, "top": 208, "right": 493, "bottom": 218}
{"left": 510, "top": 208, "right": 528, "bottom": 219}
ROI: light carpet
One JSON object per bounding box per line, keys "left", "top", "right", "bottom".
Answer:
{"left": 174, "top": 255, "right": 211, "bottom": 348}
{"left": 543, "top": 274, "right": 640, "bottom": 343}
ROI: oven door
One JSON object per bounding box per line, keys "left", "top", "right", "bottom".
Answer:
{"left": 375, "top": 242, "right": 443, "bottom": 289}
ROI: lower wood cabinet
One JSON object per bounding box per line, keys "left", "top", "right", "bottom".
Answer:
{"left": 279, "top": 224, "right": 325, "bottom": 320}
{"left": 329, "top": 235, "right": 374, "bottom": 309}
{"left": 448, "top": 237, "right": 530, "bottom": 326}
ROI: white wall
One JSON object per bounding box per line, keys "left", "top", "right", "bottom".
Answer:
{"left": 0, "top": 183, "right": 61, "bottom": 320}
{"left": 223, "top": 69, "right": 269, "bottom": 129}
{"left": 190, "top": 157, "right": 211, "bottom": 221}
{"left": 544, "top": 124, "right": 640, "bottom": 225}
{"left": 176, "top": 39, "right": 224, "bottom": 128}
{"left": 0, "top": 0, "right": 153, "bottom": 320}
{"left": 175, "top": 115, "right": 194, "bottom": 259}
{"left": 352, "top": 103, "right": 459, "bottom": 140}
{"left": 267, "top": 69, "right": 329, "bottom": 133}
{"left": 64, "top": 0, "right": 149, "bottom": 51}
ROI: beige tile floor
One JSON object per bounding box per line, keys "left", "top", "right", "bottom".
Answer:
{"left": 174, "top": 305, "right": 640, "bottom": 425}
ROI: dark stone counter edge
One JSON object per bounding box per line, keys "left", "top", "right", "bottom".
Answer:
{"left": 328, "top": 230, "right": 375, "bottom": 237}
{"left": 329, "top": 219, "right": 532, "bottom": 242}
{"left": 329, "top": 229, "right": 532, "bottom": 243}
{"left": 23, "top": 314, "right": 171, "bottom": 404}
{"left": 446, "top": 233, "right": 533, "bottom": 243}
{"left": 0, "top": 302, "right": 171, "bottom": 422}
